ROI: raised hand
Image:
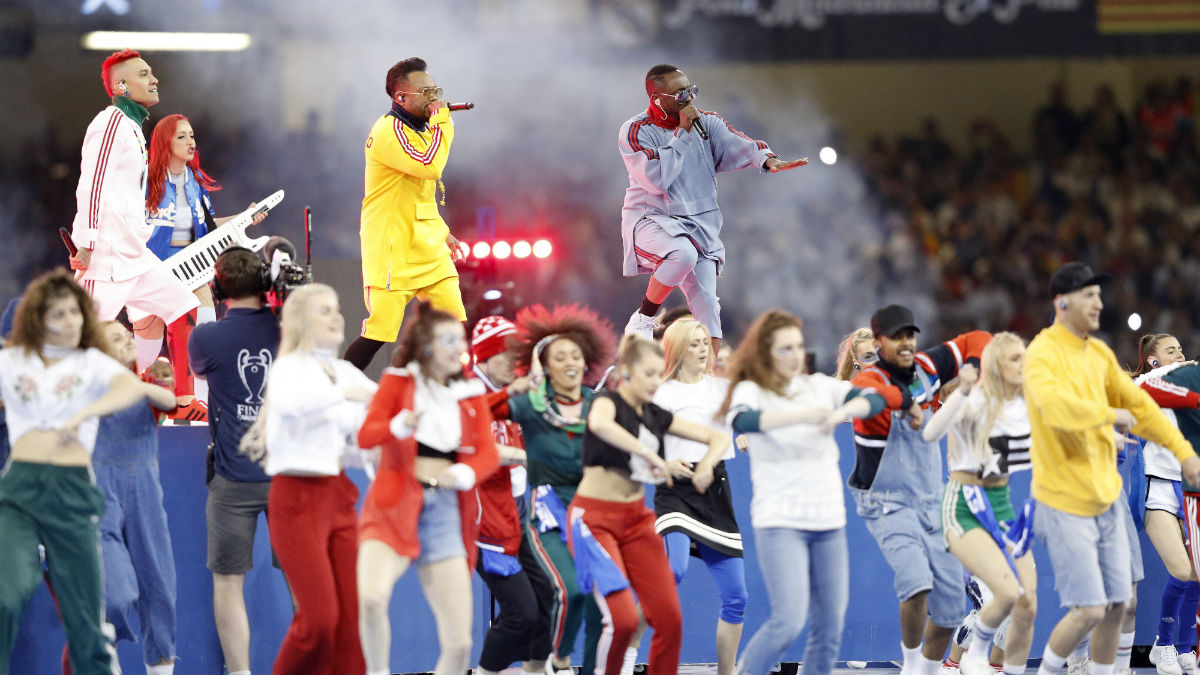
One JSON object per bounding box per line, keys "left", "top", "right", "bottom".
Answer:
{"left": 765, "top": 157, "right": 809, "bottom": 173}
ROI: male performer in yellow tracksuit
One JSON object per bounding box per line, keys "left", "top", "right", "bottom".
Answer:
{"left": 344, "top": 56, "right": 466, "bottom": 371}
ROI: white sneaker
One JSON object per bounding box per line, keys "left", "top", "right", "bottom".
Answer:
{"left": 624, "top": 311, "right": 658, "bottom": 339}
{"left": 621, "top": 647, "right": 638, "bottom": 675}
{"left": 545, "top": 658, "right": 573, "bottom": 675}
{"left": 939, "top": 665, "right": 960, "bottom": 675}
{"left": 1066, "top": 655, "right": 1090, "bottom": 675}
{"left": 1152, "top": 638, "right": 1184, "bottom": 675}
{"left": 1178, "top": 650, "right": 1197, "bottom": 675}
{"left": 959, "top": 659, "right": 991, "bottom": 675}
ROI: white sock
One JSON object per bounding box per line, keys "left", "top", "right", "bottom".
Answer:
{"left": 1071, "top": 636, "right": 1091, "bottom": 661}
{"left": 902, "top": 643, "right": 924, "bottom": 673}
{"left": 967, "top": 619, "right": 999, "bottom": 663}
{"left": 1115, "top": 630, "right": 1134, "bottom": 671}
{"left": 1088, "top": 661, "right": 1113, "bottom": 675}
{"left": 229, "top": 671, "right": 250, "bottom": 675}
{"left": 134, "top": 335, "right": 162, "bottom": 372}
{"left": 1003, "top": 662, "right": 1026, "bottom": 675}
{"left": 1039, "top": 647, "right": 1069, "bottom": 675}
{"left": 145, "top": 664, "right": 173, "bottom": 675}
{"left": 923, "top": 655, "right": 945, "bottom": 675}
{"left": 368, "top": 671, "right": 390, "bottom": 675}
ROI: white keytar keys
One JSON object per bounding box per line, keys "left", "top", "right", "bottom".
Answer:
{"left": 167, "top": 190, "right": 285, "bottom": 292}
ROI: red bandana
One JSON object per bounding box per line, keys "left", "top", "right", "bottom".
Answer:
{"left": 647, "top": 103, "right": 679, "bottom": 130}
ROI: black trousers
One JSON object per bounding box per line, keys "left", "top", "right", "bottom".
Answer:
{"left": 478, "top": 560, "right": 540, "bottom": 671}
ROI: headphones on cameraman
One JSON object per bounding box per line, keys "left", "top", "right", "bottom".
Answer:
{"left": 211, "top": 246, "right": 272, "bottom": 301}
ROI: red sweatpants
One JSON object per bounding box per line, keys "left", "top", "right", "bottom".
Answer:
{"left": 570, "top": 494, "right": 682, "bottom": 675}
{"left": 166, "top": 310, "right": 195, "bottom": 398}
{"left": 268, "top": 473, "right": 364, "bottom": 675}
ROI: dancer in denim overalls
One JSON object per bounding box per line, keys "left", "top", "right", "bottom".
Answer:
{"left": 94, "top": 322, "right": 179, "bottom": 675}
{"left": 850, "top": 304, "right": 991, "bottom": 675}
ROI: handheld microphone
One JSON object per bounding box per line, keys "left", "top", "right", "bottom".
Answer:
{"left": 59, "top": 227, "right": 78, "bottom": 256}
{"left": 692, "top": 115, "right": 709, "bottom": 141}
{"left": 447, "top": 101, "right": 475, "bottom": 111}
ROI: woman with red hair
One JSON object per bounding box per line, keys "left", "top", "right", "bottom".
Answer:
{"left": 144, "top": 114, "right": 265, "bottom": 418}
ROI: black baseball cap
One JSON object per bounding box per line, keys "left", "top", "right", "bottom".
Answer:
{"left": 1049, "top": 262, "right": 1110, "bottom": 297}
{"left": 871, "top": 304, "right": 920, "bottom": 338}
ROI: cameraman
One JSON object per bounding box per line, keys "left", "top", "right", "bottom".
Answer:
{"left": 188, "top": 246, "right": 280, "bottom": 675}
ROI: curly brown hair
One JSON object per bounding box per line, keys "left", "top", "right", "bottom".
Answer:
{"left": 391, "top": 301, "right": 464, "bottom": 380}
{"left": 510, "top": 304, "right": 616, "bottom": 387}
{"left": 718, "top": 309, "right": 804, "bottom": 417}
{"left": 9, "top": 269, "right": 108, "bottom": 358}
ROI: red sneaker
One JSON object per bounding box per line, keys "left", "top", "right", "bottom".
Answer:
{"left": 168, "top": 399, "right": 209, "bottom": 423}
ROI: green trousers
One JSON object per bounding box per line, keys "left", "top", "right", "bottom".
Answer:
{"left": 534, "top": 523, "right": 604, "bottom": 674}
{"left": 0, "top": 462, "right": 115, "bottom": 675}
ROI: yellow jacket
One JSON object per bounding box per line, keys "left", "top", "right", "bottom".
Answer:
{"left": 359, "top": 107, "right": 456, "bottom": 290}
{"left": 1025, "top": 322, "right": 1195, "bottom": 516}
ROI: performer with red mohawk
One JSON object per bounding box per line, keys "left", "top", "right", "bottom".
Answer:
{"left": 487, "top": 304, "right": 616, "bottom": 675}
{"left": 68, "top": 49, "right": 197, "bottom": 370}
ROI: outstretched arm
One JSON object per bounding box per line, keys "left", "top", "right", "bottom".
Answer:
{"left": 60, "top": 371, "right": 170, "bottom": 437}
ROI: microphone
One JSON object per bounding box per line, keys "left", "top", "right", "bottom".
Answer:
{"left": 692, "top": 115, "right": 709, "bottom": 141}
{"left": 59, "top": 227, "right": 78, "bottom": 256}
{"left": 447, "top": 102, "right": 475, "bottom": 111}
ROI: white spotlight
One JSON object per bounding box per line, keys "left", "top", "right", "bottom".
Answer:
{"left": 1127, "top": 313, "right": 1142, "bottom": 331}
{"left": 819, "top": 146, "right": 838, "bottom": 165}
{"left": 82, "top": 31, "right": 253, "bottom": 52}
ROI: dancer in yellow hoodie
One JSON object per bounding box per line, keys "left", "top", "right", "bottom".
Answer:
{"left": 1025, "top": 262, "right": 1200, "bottom": 675}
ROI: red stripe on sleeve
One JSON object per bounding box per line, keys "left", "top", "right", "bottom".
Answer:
{"left": 627, "top": 120, "right": 658, "bottom": 160}
{"left": 89, "top": 110, "right": 124, "bottom": 231}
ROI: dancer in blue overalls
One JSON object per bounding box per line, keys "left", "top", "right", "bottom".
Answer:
{"left": 95, "top": 320, "right": 179, "bottom": 675}
{"left": 849, "top": 304, "right": 991, "bottom": 675}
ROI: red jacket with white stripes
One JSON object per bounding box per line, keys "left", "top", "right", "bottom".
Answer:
{"left": 1139, "top": 376, "right": 1200, "bottom": 410}
{"left": 70, "top": 104, "right": 161, "bottom": 282}
{"left": 848, "top": 330, "right": 992, "bottom": 490}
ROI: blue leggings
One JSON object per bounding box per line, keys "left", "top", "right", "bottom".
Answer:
{"left": 664, "top": 532, "right": 747, "bottom": 624}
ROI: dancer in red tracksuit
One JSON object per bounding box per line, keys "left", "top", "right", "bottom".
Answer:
{"left": 571, "top": 335, "right": 730, "bottom": 675}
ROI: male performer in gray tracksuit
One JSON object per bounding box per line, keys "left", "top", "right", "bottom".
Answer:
{"left": 618, "top": 63, "right": 807, "bottom": 350}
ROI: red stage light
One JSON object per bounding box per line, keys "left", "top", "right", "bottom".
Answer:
{"left": 472, "top": 241, "right": 491, "bottom": 259}
{"left": 492, "top": 241, "right": 512, "bottom": 259}
{"left": 513, "top": 240, "right": 532, "bottom": 258}
{"left": 533, "top": 239, "right": 552, "bottom": 258}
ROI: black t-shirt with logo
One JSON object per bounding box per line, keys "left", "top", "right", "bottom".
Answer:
{"left": 582, "top": 390, "right": 674, "bottom": 471}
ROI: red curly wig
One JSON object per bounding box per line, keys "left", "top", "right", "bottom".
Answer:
{"left": 510, "top": 304, "right": 616, "bottom": 387}
{"left": 101, "top": 49, "right": 141, "bottom": 97}
{"left": 146, "top": 114, "right": 221, "bottom": 212}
